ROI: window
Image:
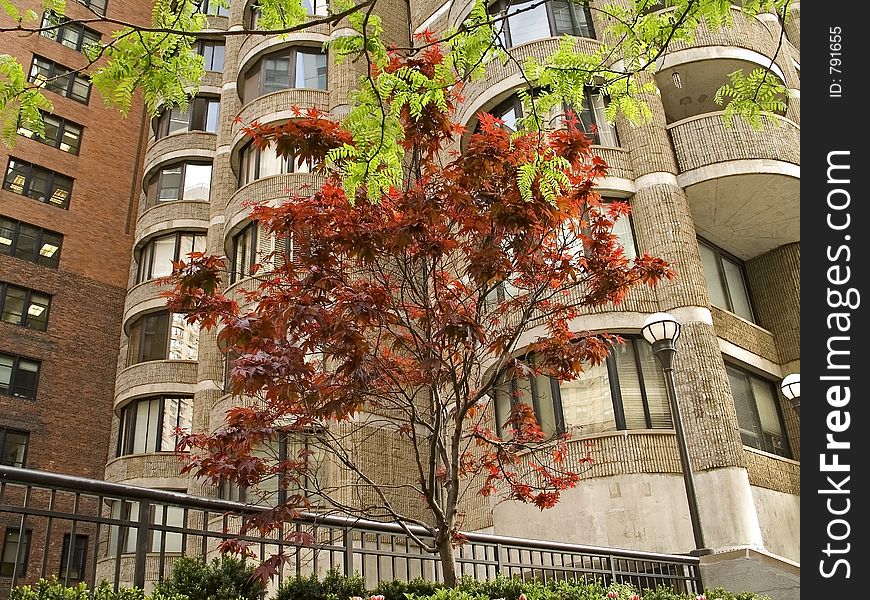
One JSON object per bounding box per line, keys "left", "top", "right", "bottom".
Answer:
{"left": 137, "top": 232, "right": 206, "bottom": 283}
{"left": 28, "top": 56, "right": 91, "bottom": 104}
{"left": 194, "top": 40, "right": 225, "bottom": 71}
{"left": 77, "top": 0, "right": 107, "bottom": 16}
{"left": 483, "top": 88, "right": 618, "bottom": 146}
{"left": 0, "top": 428, "right": 28, "bottom": 467}
{"left": 1, "top": 529, "right": 31, "bottom": 577}
{"left": 575, "top": 199, "right": 637, "bottom": 260}
{"left": 144, "top": 162, "right": 212, "bottom": 209}
{"left": 249, "top": 0, "right": 327, "bottom": 27}
{"left": 107, "top": 500, "right": 184, "bottom": 555}
{"left": 152, "top": 98, "right": 220, "bottom": 139}
{"left": 242, "top": 48, "right": 327, "bottom": 102}
{"left": 0, "top": 353, "right": 41, "bottom": 400}
{"left": 197, "top": 0, "right": 229, "bottom": 16}
{"left": 3, "top": 158, "right": 73, "bottom": 209}
{"left": 698, "top": 239, "right": 754, "bottom": 322}
{"left": 238, "top": 141, "right": 313, "bottom": 186}
{"left": 40, "top": 12, "right": 101, "bottom": 52}
{"left": 18, "top": 111, "right": 84, "bottom": 154}
{"left": 117, "top": 396, "right": 193, "bottom": 456}
{"left": 726, "top": 364, "right": 790, "bottom": 458}
{"left": 493, "top": 337, "right": 671, "bottom": 436}
{"left": 127, "top": 311, "right": 200, "bottom": 365}
{"left": 0, "top": 283, "right": 51, "bottom": 331}
{"left": 59, "top": 534, "right": 88, "bottom": 581}
{"left": 230, "top": 222, "right": 258, "bottom": 283}
{"left": 491, "top": 0, "right": 595, "bottom": 47}
{"left": 0, "top": 217, "right": 63, "bottom": 268}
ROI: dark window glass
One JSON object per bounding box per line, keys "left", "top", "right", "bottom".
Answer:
{"left": 137, "top": 231, "right": 206, "bottom": 283}
{"left": 0, "top": 353, "right": 41, "bottom": 400}
{"left": 59, "top": 534, "right": 88, "bottom": 581}
{"left": 491, "top": 0, "right": 595, "bottom": 47}
{"left": 152, "top": 97, "right": 221, "bottom": 139}
{"left": 3, "top": 158, "right": 73, "bottom": 209}
{"left": 78, "top": 0, "right": 107, "bottom": 16}
{"left": 0, "top": 283, "right": 51, "bottom": 331}
{"left": 0, "top": 428, "right": 28, "bottom": 467}
{"left": 197, "top": 0, "right": 229, "bottom": 16}
{"left": 28, "top": 56, "right": 91, "bottom": 104}
{"left": 0, "top": 217, "right": 63, "bottom": 267}
{"left": 195, "top": 40, "right": 225, "bottom": 71}
{"left": 230, "top": 222, "right": 258, "bottom": 283}
{"left": 242, "top": 48, "right": 327, "bottom": 102}
{"left": 698, "top": 239, "right": 754, "bottom": 322}
{"left": 19, "top": 112, "right": 84, "bottom": 154}
{"left": 127, "top": 311, "right": 199, "bottom": 365}
{"left": 726, "top": 364, "right": 791, "bottom": 458}
{"left": 494, "top": 337, "right": 671, "bottom": 437}
{"left": 40, "top": 12, "right": 102, "bottom": 52}
{"left": 145, "top": 162, "right": 212, "bottom": 209}
{"left": 117, "top": 396, "right": 193, "bottom": 455}
{"left": 1, "top": 529, "right": 31, "bottom": 577}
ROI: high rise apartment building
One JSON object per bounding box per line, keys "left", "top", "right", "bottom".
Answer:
{"left": 1, "top": 0, "right": 800, "bottom": 592}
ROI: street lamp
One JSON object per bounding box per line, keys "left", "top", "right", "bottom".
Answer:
{"left": 780, "top": 372, "right": 800, "bottom": 416}
{"left": 642, "top": 312, "right": 713, "bottom": 557}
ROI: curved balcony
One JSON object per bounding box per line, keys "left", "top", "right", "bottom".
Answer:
{"left": 204, "top": 14, "right": 229, "bottom": 31}
{"left": 104, "top": 453, "right": 187, "bottom": 486}
{"left": 124, "top": 280, "right": 174, "bottom": 325}
{"left": 135, "top": 199, "right": 210, "bottom": 245}
{"left": 667, "top": 112, "right": 799, "bottom": 260}
{"left": 142, "top": 131, "right": 217, "bottom": 183}
{"left": 711, "top": 307, "right": 779, "bottom": 365}
{"left": 744, "top": 447, "right": 800, "bottom": 496}
{"left": 114, "top": 360, "right": 198, "bottom": 409}
{"left": 230, "top": 88, "right": 331, "bottom": 153}
{"left": 225, "top": 172, "right": 326, "bottom": 234}
{"left": 594, "top": 147, "right": 635, "bottom": 191}
{"left": 455, "top": 36, "right": 603, "bottom": 127}
{"left": 200, "top": 70, "right": 223, "bottom": 92}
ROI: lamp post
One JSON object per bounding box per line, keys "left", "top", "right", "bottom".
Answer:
{"left": 642, "top": 312, "right": 713, "bottom": 556}
{"left": 780, "top": 373, "right": 800, "bottom": 416}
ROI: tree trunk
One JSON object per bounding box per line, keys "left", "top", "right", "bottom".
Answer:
{"left": 437, "top": 535, "right": 459, "bottom": 588}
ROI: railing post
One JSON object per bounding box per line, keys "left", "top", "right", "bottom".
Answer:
{"left": 134, "top": 499, "right": 151, "bottom": 589}
{"left": 343, "top": 527, "right": 354, "bottom": 576}
{"left": 494, "top": 542, "right": 503, "bottom": 577}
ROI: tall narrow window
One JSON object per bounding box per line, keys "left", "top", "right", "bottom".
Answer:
{"left": 0, "top": 353, "right": 41, "bottom": 400}
{"left": 3, "top": 158, "right": 73, "bottom": 208}
{"left": 230, "top": 222, "right": 258, "bottom": 283}
{"left": 698, "top": 239, "right": 754, "bottom": 322}
{"left": 137, "top": 231, "right": 206, "bottom": 283}
{"left": 726, "top": 364, "right": 790, "bottom": 458}
{"left": 1, "top": 529, "right": 31, "bottom": 577}
{"left": 0, "top": 283, "right": 51, "bottom": 330}
{"left": 0, "top": 217, "right": 63, "bottom": 267}
{"left": 59, "top": 534, "right": 88, "bottom": 581}
{"left": 194, "top": 40, "right": 225, "bottom": 71}
{"left": 0, "top": 428, "right": 28, "bottom": 467}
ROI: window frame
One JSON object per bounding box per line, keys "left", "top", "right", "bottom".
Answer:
{"left": 0, "top": 352, "right": 41, "bottom": 400}
{"left": 40, "top": 12, "right": 102, "bottom": 52}
{"left": 0, "top": 428, "right": 29, "bottom": 468}
{"left": 0, "top": 216, "right": 63, "bottom": 268}
{"left": 18, "top": 111, "right": 84, "bottom": 155}
{"left": 28, "top": 55, "right": 91, "bottom": 104}
{"left": 77, "top": 0, "right": 107, "bottom": 16}
{"left": 193, "top": 39, "right": 226, "bottom": 71}
{"left": 1, "top": 528, "right": 32, "bottom": 578}
{"left": 137, "top": 231, "right": 207, "bottom": 283}
{"left": 117, "top": 395, "right": 194, "bottom": 456}
{"left": 698, "top": 238, "right": 756, "bottom": 322}
{"left": 197, "top": 0, "right": 230, "bottom": 16}
{"left": 58, "top": 534, "right": 88, "bottom": 582}
{"left": 152, "top": 97, "right": 221, "bottom": 139}
{"left": 106, "top": 498, "right": 185, "bottom": 556}
{"left": 494, "top": 336, "right": 671, "bottom": 436}
{"left": 241, "top": 47, "right": 328, "bottom": 102}
{"left": 3, "top": 157, "right": 74, "bottom": 209}
{"left": 145, "top": 161, "right": 213, "bottom": 209}
{"left": 126, "top": 311, "right": 200, "bottom": 366}
{"left": 491, "top": 0, "right": 596, "bottom": 47}
{"left": 237, "top": 140, "right": 313, "bottom": 186}
{"left": 230, "top": 221, "right": 259, "bottom": 284}
{"left": 725, "top": 362, "right": 792, "bottom": 458}
{"left": 0, "top": 282, "right": 52, "bottom": 331}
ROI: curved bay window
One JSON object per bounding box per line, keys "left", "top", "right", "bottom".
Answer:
{"left": 491, "top": 0, "right": 595, "bottom": 47}
{"left": 230, "top": 222, "right": 258, "bottom": 283}
{"left": 137, "top": 231, "right": 206, "bottom": 283}
{"left": 493, "top": 337, "right": 671, "bottom": 437}
{"left": 484, "top": 88, "right": 618, "bottom": 146}
{"left": 698, "top": 239, "right": 754, "bottom": 322}
{"left": 726, "top": 363, "right": 791, "bottom": 458}
{"left": 117, "top": 396, "right": 193, "bottom": 456}
{"left": 152, "top": 97, "right": 220, "bottom": 139}
{"left": 241, "top": 47, "right": 327, "bottom": 102}
{"left": 144, "top": 161, "right": 212, "bottom": 210}
{"left": 238, "top": 141, "right": 313, "bottom": 186}
{"left": 127, "top": 311, "right": 200, "bottom": 365}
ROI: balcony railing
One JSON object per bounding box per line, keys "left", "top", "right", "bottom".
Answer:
{"left": 0, "top": 466, "right": 701, "bottom": 595}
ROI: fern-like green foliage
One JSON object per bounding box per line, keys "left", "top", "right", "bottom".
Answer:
{"left": 250, "top": 0, "right": 310, "bottom": 32}
{"left": 0, "top": 54, "right": 53, "bottom": 147}
{"left": 88, "top": 0, "right": 207, "bottom": 116}
{"left": 714, "top": 67, "right": 788, "bottom": 128}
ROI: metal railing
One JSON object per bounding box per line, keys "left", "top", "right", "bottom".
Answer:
{"left": 0, "top": 466, "right": 701, "bottom": 596}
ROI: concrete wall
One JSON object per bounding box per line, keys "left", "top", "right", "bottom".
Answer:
{"left": 751, "top": 485, "right": 800, "bottom": 563}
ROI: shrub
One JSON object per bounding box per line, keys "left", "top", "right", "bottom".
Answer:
{"left": 275, "top": 569, "right": 367, "bottom": 600}
{"left": 8, "top": 578, "right": 179, "bottom": 600}
{"left": 153, "top": 555, "right": 266, "bottom": 600}
{"left": 373, "top": 577, "right": 444, "bottom": 600}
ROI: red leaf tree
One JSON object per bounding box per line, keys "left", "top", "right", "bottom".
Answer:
{"left": 164, "top": 40, "right": 674, "bottom": 587}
